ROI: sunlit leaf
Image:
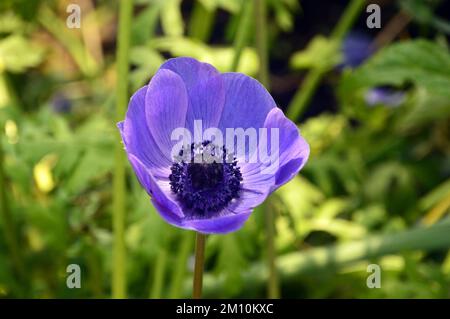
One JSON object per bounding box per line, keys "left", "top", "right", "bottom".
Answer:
{"left": 0, "top": 35, "right": 44, "bottom": 73}
{"left": 290, "top": 36, "right": 341, "bottom": 70}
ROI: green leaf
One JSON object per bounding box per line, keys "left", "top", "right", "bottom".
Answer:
{"left": 268, "top": 0, "right": 300, "bottom": 32}
{"left": 160, "top": 0, "right": 184, "bottom": 37}
{"left": 0, "top": 11, "right": 25, "bottom": 33}
{"left": 300, "top": 113, "right": 347, "bottom": 155}
{"left": 290, "top": 36, "right": 341, "bottom": 70}
{"left": 129, "top": 46, "right": 164, "bottom": 90}
{"left": 419, "top": 178, "right": 450, "bottom": 212}
{"left": 397, "top": 87, "right": 450, "bottom": 130}
{"left": 131, "top": 4, "right": 160, "bottom": 45}
{"left": 0, "top": 35, "right": 44, "bottom": 73}
{"left": 341, "top": 40, "right": 450, "bottom": 99}
{"left": 400, "top": 0, "right": 450, "bottom": 35}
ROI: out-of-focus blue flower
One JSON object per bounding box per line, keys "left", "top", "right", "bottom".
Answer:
{"left": 365, "top": 87, "right": 405, "bottom": 107}
{"left": 50, "top": 93, "right": 72, "bottom": 113}
{"left": 117, "top": 57, "right": 310, "bottom": 234}
{"left": 340, "top": 32, "right": 374, "bottom": 68}
{"left": 341, "top": 33, "right": 405, "bottom": 108}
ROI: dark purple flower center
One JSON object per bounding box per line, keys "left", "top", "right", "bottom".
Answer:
{"left": 169, "top": 141, "right": 242, "bottom": 218}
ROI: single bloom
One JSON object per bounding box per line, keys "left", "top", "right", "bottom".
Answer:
{"left": 118, "top": 57, "right": 309, "bottom": 234}
{"left": 365, "top": 87, "right": 405, "bottom": 107}
{"left": 340, "top": 32, "right": 374, "bottom": 69}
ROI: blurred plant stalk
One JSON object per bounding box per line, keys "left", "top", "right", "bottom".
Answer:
{"left": 0, "top": 136, "right": 26, "bottom": 288}
{"left": 112, "top": 0, "right": 133, "bottom": 299}
{"left": 231, "top": 0, "right": 253, "bottom": 72}
{"left": 169, "top": 231, "right": 194, "bottom": 298}
{"left": 149, "top": 248, "right": 168, "bottom": 298}
{"left": 287, "top": 0, "right": 366, "bottom": 120}
{"left": 254, "top": 0, "right": 280, "bottom": 299}
{"left": 188, "top": 1, "right": 216, "bottom": 42}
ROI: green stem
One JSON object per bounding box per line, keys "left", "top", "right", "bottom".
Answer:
{"left": 254, "top": 0, "right": 278, "bottom": 298}
{"left": 286, "top": 0, "right": 366, "bottom": 120}
{"left": 192, "top": 232, "right": 206, "bottom": 299}
{"left": 87, "top": 246, "right": 103, "bottom": 297}
{"left": 194, "top": 219, "right": 450, "bottom": 297}
{"left": 169, "top": 231, "right": 193, "bottom": 298}
{"left": 112, "top": 0, "right": 133, "bottom": 299}
{"left": 0, "top": 137, "right": 25, "bottom": 288}
{"left": 188, "top": 1, "right": 216, "bottom": 42}
{"left": 330, "top": 0, "right": 366, "bottom": 41}
{"left": 149, "top": 248, "right": 168, "bottom": 298}
{"left": 265, "top": 202, "right": 279, "bottom": 298}
{"left": 286, "top": 68, "right": 323, "bottom": 120}
{"left": 231, "top": 0, "right": 253, "bottom": 72}
{"left": 254, "top": 0, "right": 269, "bottom": 88}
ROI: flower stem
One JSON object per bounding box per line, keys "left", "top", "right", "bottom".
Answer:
{"left": 330, "top": 0, "right": 366, "bottom": 41}
{"left": 112, "top": 0, "right": 133, "bottom": 299}
{"left": 231, "top": 0, "right": 253, "bottom": 72}
{"left": 149, "top": 248, "right": 168, "bottom": 299}
{"left": 188, "top": 1, "right": 216, "bottom": 42}
{"left": 192, "top": 232, "right": 206, "bottom": 299}
{"left": 265, "top": 202, "right": 279, "bottom": 298}
{"left": 0, "top": 138, "right": 25, "bottom": 287}
{"left": 286, "top": 0, "right": 365, "bottom": 120}
{"left": 254, "top": 0, "right": 269, "bottom": 88}
{"left": 169, "top": 231, "right": 194, "bottom": 298}
{"left": 254, "top": 0, "right": 279, "bottom": 298}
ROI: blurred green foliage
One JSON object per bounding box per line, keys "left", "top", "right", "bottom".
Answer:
{"left": 0, "top": 0, "right": 449, "bottom": 299}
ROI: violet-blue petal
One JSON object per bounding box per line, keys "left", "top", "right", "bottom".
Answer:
{"left": 340, "top": 32, "right": 373, "bottom": 68}
{"left": 365, "top": 87, "right": 405, "bottom": 107}
{"left": 239, "top": 163, "right": 275, "bottom": 206}
{"left": 179, "top": 164, "right": 274, "bottom": 234}
{"left": 128, "top": 153, "right": 184, "bottom": 222}
{"left": 262, "top": 108, "right": 310, "bottom": 190}
{"left": 161, "top": 57, "right": 225, "bottom": 132}
{"left": 218, "top": 73, "right": 276, "bottom": 131}
{"left": 182, "top": 208, "right": 252, "bottom": 234}
{"left": 160, "top": 57, "right": 219, "bottom": 90}
{"left": 186, "top": 74, "right": 225, "bottom": 132}
{"left": 145, "top": 69, "right": 189, "bottom": 161}
{"left": 118, "top": 86, "right": 170, "bottom": 179}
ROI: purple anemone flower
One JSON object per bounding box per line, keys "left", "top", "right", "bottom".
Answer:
{"left": 117, "top": 57, "right": 309, "bottom": 234}
{"left": 51, "top": 93, "right": 72, "bottom": 113}
{"left": 340, "top": 32, "right": 374, "bottom": 69}
{"left": 365, "top": 87, "right": 405, "bottom": 107}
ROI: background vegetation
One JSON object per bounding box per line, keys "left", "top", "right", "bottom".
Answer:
{"left": 0, "top": 0, "right": 449, "bottom": 298}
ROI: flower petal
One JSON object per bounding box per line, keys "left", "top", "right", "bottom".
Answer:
{"left": 262, "top": 107, "right": 310, "bottom": 190}
{"left": 128, "top": 153, "right": 184, "bottom": 222}
{"left": 218, "top": 73, "right": 276, "bottom": 131}
{"left": 145, "top": 69, "right": 189, "bottom": 161}
{"left": 179, "top": 164, "right": 275, "bottom": 234}
{"left": 161, "top": 57, "right": 225, "bottom": 134}
{"left": 186, "top": 75, "right": 225, "bottom": 133}
{"left": 181, "top": 208, "right": 252, "bottom": 234}
{"left": 239, "top": 163, "right": 275, "bottom": 206}
{"left": 160, "top": 57, "right": 219, "bottom": 90}
{"left": 118, "top": 86, "right": 171, "bottom": 179}
{"left": 129, "top": 150, "right": 255, "bottom": 234}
